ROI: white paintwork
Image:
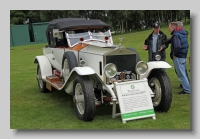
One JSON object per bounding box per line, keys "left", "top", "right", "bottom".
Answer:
{"left": 139, "top": 61, "right": 172, "bottom": 79}
{"left": 79, "top": 51, "right": 104, "bottom": 80}
{"left": 62, "top": 67, "right": 96, "bottom": 94}
{"left": 34, "top": 56, "right": 52, "bottom": 79}
{"left": 72, "top": 67, "right": 96, "bottom": 75}
{"left": 44, "top": 48, "right": 65, "bottom": 66}
{"left": 43, "top": 48, "right": 78, "bottom": 71}
{"left": 45, "top": 54, "right": 62, "bottom": 71}
{"left": 80, "top": 45, "right": 113, "bottom": 55}
{"left": 104, "top": 84, "right": 117, "bottom": 101}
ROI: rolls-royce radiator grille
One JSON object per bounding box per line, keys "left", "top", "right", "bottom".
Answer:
{"left": 106, "top": 54, "right": 136, "bottom": 74}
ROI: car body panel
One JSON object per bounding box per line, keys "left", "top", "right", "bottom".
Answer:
{"left": 139, "top": 61, "right": 172, "bottom": 79}
{"left": 34, "top": 55, "right": 52, "bottom": 79}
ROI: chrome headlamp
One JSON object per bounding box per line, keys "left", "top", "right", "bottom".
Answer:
{"left": 135, "top": 61, "right": 148, "bottom": 75}
{"left": 104, "top": 63, "right": 117, "bottom": 78}
{"left": 155, "top": 54, "right": 161, "bottom": 61}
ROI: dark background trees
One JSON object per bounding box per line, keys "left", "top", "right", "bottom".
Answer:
{"left": 10, "top": 10, "right": 190, "bottom": 33}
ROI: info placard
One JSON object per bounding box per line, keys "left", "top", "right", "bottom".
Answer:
{"left": 114, "top": 78, "right": 156, "bottom": 123}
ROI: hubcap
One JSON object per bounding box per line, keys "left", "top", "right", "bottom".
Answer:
{"left": 149, "top": 77, "right": 162, "bottom": 107}
{"left": 74, "top": 83, "right": 85, "bottom": 114}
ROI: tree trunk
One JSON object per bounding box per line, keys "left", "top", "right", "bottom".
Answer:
{"left": 121, "top": 21, "right": 124, "bottom": 33}
{"left": 184, "top": 10, "right": 187, "bottom": 23}
{"left": 158, "top": 10, "right": 160, "bottom": 22}
{"left": 171, "top": 11, "right": 173, "bottom": 22}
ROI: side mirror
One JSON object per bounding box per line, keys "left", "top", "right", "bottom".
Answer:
{"left": 53, "top": 29, "right": 62, "bottom": 39}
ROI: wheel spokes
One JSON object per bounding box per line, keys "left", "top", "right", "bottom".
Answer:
{"left": 149, "top": 77, "right": 162, "bottom": 106}
{"left": 75, "top": 83, "right": 85, "bottom": 114}
{"left": 38, "top": 67, "right": 43, "bottom": 88}
{"left": 63, "top": 59, "right": 70, "bottom": 80}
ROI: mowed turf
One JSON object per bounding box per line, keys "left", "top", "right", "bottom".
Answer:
{"left": 10, "top": 25, "right": 190, "bottom": 129}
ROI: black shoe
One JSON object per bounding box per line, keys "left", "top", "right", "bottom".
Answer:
{"left": 178, "top": 90, "right": 190, "bottom": 95}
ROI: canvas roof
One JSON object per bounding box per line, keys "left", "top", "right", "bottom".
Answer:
{"left": 46, "top": 18, "right": 110, "bottom": 31}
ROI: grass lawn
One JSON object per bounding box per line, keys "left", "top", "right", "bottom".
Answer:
{"left": 10, "top": 25, "right": 191, "bottom": 130}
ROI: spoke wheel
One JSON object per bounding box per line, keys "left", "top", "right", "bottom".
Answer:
{"left": 149, "top": 77, "right": 162, "bottom": 107}
{"left": 73, "top": 75, "right": 96, "bottom": 121}
{"left": 62, "top": 59, "right": 70, "bottom": 81}
{"left": 62, "top": 51, "right": 78, "bottom": 81}
{"left": 37, "top": 65, "right": 48, "bottom": 93}
{"left": 148, "top": 69, "right": 172, "bottom": 112}
{"left": 74, "top": 83, "right": 85, "bottom": 114}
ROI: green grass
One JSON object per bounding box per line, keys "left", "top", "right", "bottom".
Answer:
{"left": 10, "top": 25, "right": 190, "bottom": 130}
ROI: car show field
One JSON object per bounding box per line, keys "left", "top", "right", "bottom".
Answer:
{"left": 10, "top": 20, "right": 190, "bottom": 129}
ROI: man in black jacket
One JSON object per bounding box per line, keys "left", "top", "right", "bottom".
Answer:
{"left": 143, "top": 22, "right": 168, "bottom": 61}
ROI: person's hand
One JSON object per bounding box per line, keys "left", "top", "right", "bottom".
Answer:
{"left": 158, "top": 46, "right": 163, "bottom": 51}
{"left": 143, "top": 45, "right": 147, "bottom": 50}
{"left": 173, "top": 55, "right": 176, "bottom": 59}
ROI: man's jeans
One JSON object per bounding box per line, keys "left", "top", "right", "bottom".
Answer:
{"left": 173, "top": 57, "right": 190, "bottom": 93}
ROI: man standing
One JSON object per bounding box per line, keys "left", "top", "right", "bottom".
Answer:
{"left": 168, "top": 21, "right": 190, "bottom": 94}
{"left": 143, "top": 22, "right": 168, "bottom": 62}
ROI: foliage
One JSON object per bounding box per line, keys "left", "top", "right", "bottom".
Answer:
{"left": 10, "top": 10, "right": 190, "bottom": 32}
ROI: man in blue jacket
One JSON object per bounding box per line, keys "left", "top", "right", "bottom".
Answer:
{"left": 168, "top": 21, "right": 190, "bottom": 94}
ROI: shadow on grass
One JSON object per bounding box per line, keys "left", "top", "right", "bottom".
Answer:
{"left": 38, "top": 88, "right": 121, "bottom": 117}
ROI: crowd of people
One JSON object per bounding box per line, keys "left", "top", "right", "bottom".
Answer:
{"left": 142, "top": 21, "right": 190, "bottom": 95}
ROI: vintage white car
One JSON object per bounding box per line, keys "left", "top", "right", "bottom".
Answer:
{"left": 34, "top": 18, "right": 172, "bottom": 121}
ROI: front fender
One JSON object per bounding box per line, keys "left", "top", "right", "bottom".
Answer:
{"left": 139, "top": 61, "right": 172, "bottom": 79}
{"left": 72, "top": 66, "right": 96, "bottom": 75}
{"left": 62, "top": 66, "right": 95, "bottom": 94}
{"left": 34, "top": 56, "right": 52, "bottom": 79}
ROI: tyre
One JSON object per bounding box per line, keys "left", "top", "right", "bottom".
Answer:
{"left": 148, "top": 69, "right": 172, "bottom": 112}
{"left": 37, "top": 64, "right": 48, "bottom": 93}
{"left": 73, "top": 75, "right": 96, "bottom": 121}
{"left": 127, "top": 47, "right": 141, "bottom": 63}
{"left": 62, "top": 51, "right": 78, "bottom": 81}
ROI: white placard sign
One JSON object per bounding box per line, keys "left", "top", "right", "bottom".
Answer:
{"left": 114, "top": 78, "right": 156, "bottom": 123}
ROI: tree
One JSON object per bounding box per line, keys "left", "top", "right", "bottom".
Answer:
{"left": 10, "top": 10, "right": 26, "bottom": 25}
{"left": 10, "top": 10, "right": 190, "bottom": 28}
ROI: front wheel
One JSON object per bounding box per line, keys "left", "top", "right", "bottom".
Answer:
{"left": 148, "top": 69, "right": 172, "bottom": 112}
{"left": 73, "top": 75, "right": 96, "bottom": 121}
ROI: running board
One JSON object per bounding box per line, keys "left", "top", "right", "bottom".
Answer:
{"left": 44, "top": 75, "right": 64, "bottom": 91}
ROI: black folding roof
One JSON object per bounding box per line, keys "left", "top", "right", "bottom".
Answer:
{"left": 45, "top": 18, "right": 110, "bottom": 45}
{"left": 46, "top": 18, "right": 110, "bottom": 31}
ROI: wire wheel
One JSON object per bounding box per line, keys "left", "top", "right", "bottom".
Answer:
{"left": 148, "top": 69, "right": 172, "bottom": 112}
{"left": 149, "top": 77, "right": 162, "bottom": 107}
{"left": 62, "top": 51, "right": 78, "bottom": 81}
{"left": 73, "top": 75, "right": 96, "bottom": 121}
{"left": 74, "top": 83, "right": 85, "bottom": 114}
{"left": 36, "top": 64, "right": 48, "bottom": 93}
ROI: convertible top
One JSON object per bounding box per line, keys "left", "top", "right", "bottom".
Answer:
{"left": 46, "top": 18, "right": 110, "bottom": 31}
{"left": 46, "top": 18, "right": 110, "bottom": 45}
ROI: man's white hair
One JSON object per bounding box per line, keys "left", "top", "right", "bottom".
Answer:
{"left": 176, "top": 21, "right": 183, "bottom": 27}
